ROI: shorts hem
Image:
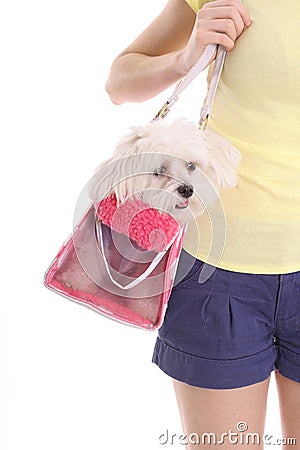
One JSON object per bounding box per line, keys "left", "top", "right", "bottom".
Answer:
{"left": 152, "top": 337, "right": 276, "bottom": 390}
{"left": 275, "top": 344, "right": 300, "bottom": 385}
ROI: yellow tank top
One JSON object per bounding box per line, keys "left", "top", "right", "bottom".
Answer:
{"left": 183, "top": 0, "right": 300, "bottom": 274}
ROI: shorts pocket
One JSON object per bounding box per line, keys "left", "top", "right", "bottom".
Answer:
{"left": 173, "top": 254, "right": 205, "bottom": 290}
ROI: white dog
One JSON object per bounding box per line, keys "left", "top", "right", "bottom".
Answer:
{"left": 88, "top": 117, "right": 241, "bottom": 223}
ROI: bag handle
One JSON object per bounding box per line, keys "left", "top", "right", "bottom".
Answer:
{"left": 94, "top": 210, "right": 184, "bottom": 290}
{"left": 152, "top": 44, "right": 226, "bottom": 130}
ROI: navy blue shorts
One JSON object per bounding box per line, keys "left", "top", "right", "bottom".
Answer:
{"left": 152, "top": 250, "right": 300, "bottom": 389}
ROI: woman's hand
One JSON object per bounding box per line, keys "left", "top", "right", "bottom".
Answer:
{"left": 178, "top": 0, "right": 252, "bottom": 73}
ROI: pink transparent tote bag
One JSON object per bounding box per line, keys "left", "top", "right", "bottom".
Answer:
{"left": 44, "top": 203, "right": 186, "bottom": 330}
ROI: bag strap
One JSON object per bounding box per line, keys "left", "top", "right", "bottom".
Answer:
{"left": 94, "top": 211, "right": 184, "bottom": 290}
{"left": 152, "top": 44, "right": 226, "bottom": 130}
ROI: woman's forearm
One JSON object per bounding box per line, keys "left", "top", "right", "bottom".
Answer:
{"left": 105, "top": 50, "right": 187, "bottom": 105}
{"left": 105, "top": 0, "right": 251, "bottom": 105}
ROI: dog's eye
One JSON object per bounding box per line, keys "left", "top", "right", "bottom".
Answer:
{"left": 154, "top": 166, "right": 167, "bottom": 176}
{"left": 187, "top": 161, "right": 196, "bottom": 171}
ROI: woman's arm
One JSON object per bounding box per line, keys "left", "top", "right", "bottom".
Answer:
{"left": 105, "top": 0, "right": 252, "bottom": 105}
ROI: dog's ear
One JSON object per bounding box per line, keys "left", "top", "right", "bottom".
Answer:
{"left": 88, "top": 126, "right": 147, "bottom": 204}
{"left": 88, "top": 158, "right": 119, "bottom": 203}
{"left": 203, "top": 128, "right": 241, "bottom": 189}
{"left": 111, "top": 125, "right": 145, "bottom": 158}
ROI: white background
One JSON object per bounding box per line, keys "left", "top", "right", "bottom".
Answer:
{"left": 0, "top": 0, "right": 282, "bottom": 449}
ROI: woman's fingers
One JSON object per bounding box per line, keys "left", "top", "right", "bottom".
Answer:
{"left": 177, "top": 0, "right": 252, "bottom": 72}
{"left": 198, "top": 18, "right": 240, "bottom": 44}
{"left": 202, "top": 0, "right": 252, "bottom": 28}
{"left": 197, "top": 29, "right": 236, "bottom": 51}
{"left": 198, "top": 5, "right": 250, "bottom": 39}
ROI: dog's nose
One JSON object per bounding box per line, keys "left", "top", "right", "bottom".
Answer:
{"left": 177, "top": 184, "right": 194, "bottom": 198}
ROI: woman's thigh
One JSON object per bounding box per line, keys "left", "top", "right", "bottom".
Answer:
{"left": 275, "top": 371, "right": 300, "bottom": 445}
{"left": 172, "top": 376, "right": 271, "bottom": 449}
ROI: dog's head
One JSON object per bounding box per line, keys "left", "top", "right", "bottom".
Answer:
{"left": 88, "top": 118, "right": 241, "bottom": 222}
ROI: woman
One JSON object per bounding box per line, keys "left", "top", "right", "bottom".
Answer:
{"left": 105, "top": 0, "right": 300, "bottom": 447}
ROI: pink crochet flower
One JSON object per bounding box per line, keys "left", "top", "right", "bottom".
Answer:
{"left": 96, "top": 194, "right": 179, "bottom": 252}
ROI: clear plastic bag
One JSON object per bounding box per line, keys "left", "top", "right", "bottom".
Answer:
{"left": 44, "top": 204, "right": 185, "bottom": 330}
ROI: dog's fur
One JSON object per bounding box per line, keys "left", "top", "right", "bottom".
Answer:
{"left": 88, "top": 118, "right": 241, "bottom": 222}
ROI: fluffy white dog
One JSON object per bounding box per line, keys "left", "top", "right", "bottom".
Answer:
{"left": 88, "top": 117, "right": 241, "bottom": 222}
